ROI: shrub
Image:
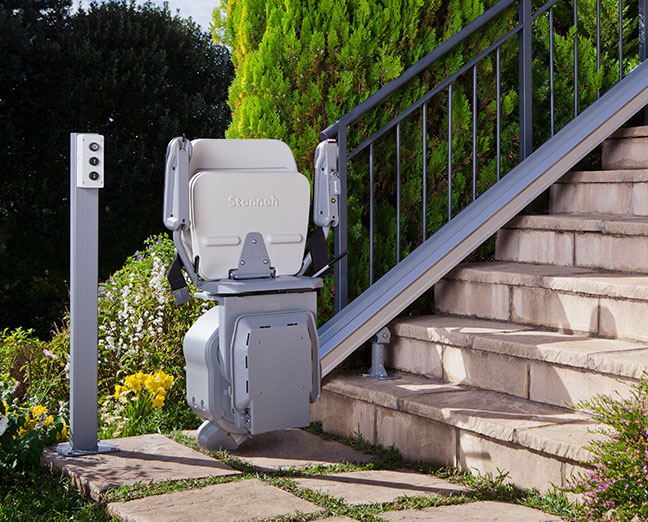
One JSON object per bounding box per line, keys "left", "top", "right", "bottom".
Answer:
{"left": 0, "top": 234, "right": 207, "bottom": 432}
{"left": 96, "top": 234, "right": 210, "bottom": 389}
{"left": 215, "top": 0, "right": 642, "bottom": 321}
{"left": 566, "top": 377, "right": 648, "bottom": 521}
{"left": 1, "top": 0, "right": 234, "bottom": 337}
{"left": 95, "top": 234, "right": 207, "bottom": 431}
{"left": 0, "top": 328, "right": 69, "bottom": 408}
{"left": 0, "top": 385, "right": 68, "bottom": 470}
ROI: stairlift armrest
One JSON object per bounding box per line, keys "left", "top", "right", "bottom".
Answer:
{"left": 163, "top": 136, "right": 192, "bottom": 231}
{"left": 313, "top": 140, "right": 340, "bottom": 228}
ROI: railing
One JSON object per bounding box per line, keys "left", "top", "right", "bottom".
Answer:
{"left": 321, "top": 0, "right": 648, "bottom": 314}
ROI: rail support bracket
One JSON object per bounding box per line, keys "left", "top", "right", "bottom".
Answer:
{"left": 363, "top": 326, "right": 399, "bottom": 381}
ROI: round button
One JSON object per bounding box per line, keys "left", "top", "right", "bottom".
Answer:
{"left": 89, "top": 142, "right": 100, "bottom": 152}
{"left": 89, "top": 171, "right": 99, "bottom": 181}
{"left": 89, "top": 157, "right": 99, "bottom": 166}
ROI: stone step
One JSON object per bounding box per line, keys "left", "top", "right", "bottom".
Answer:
{"left": 549, "top": 169, "right": 648, "bottom": 215}
{"left": 311, "top": 372, "right": 599, "bottom": 493}
{"left": 602, "top": 125, "right": 648, "bottom": 169}
{"left": 385, "top": 315, "right": 643, "bottom": 407}
{"left": 434, "top": 261, "right": 648, "bottom": 342}
{"left": 495, "top": 213, "right": 648, "bottom": 272}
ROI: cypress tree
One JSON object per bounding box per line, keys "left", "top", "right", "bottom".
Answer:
{"left": 215, "top": 0, "right": 637, "bottom": 319}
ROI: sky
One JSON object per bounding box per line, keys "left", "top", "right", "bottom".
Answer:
{"left": 76, "top": 0, "right": 216, "bottom": 33}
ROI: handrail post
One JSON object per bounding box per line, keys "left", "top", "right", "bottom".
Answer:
{"left": 519, "top": 0, "right": 533, "bottom": 160}
{"left": 335, "top": 127, "right": 349, "bottom": 312}
{"left": 641, "top": 0, "right": 648, "bottom": 123}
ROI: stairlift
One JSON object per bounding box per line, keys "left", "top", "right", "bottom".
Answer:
{"left": 163, "top": 137, "right": 340, "bottom": 450}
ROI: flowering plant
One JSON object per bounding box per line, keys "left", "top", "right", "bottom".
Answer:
{"left": 97, "top": 235, "right": 210, "bottom": 380}
{"left": 0, "top": 387, "right": 68, "bottom": 470}
{"left": 100, "top": 370, "right": 175, "bottom": 438}
{"left": 566, "top": 376, "right": 648, "bottom": 521}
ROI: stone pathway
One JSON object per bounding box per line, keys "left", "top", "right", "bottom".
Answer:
{"left": 44, "top": 429, "right": 566, "bottom": 521}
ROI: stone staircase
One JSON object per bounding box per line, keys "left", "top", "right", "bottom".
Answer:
{"left": 311, "top": 125, "right": 648, "bottom": 493}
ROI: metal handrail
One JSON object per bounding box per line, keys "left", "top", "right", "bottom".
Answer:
{"left": 347, "top": 22, "right": 523, "bottom": 161}
{"left": 319, "top": 0, "right": 518, "bottom": 140}
{"left": 320, "top": 0, "right": 648, "bottom": 316}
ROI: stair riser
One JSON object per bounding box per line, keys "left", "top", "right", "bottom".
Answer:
{"left": 549, "top": 182, "right": 648, "bottom": 215}
{"left": 385, "top": 335, "right": 635, "bottom": 407}
{"left": 495, "top": 228, "right": 648, "bottom": 272}
{"left": 311, "top": 389, "right": 588, "bottom": 493}
{"left": 435, "top": 278, "right": 648, "bottom": 342}
{"left": 602, "top": 135, "right": 648, "bottom": 169}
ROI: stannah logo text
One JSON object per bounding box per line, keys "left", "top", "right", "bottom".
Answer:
{"left": 227, "top": 195, "right": 279, "bottom": 208}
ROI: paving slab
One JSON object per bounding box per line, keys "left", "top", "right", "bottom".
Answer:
{"left": 292, "top": 469, "right": 468, "bottom": 505}
{"left": 107, "top": 478, "right": 321, "bottom": 522}
{"left": 232, "top": 428, "right": 375, "bottom": 470}
{"left": 379, "top": 501, "right": 561, "bottom": 521}
{"left": 183, "top": 428, "right": 374, "bottom": 471}
{"left": 42, "top": 434, "right": 237, "bottom": 501}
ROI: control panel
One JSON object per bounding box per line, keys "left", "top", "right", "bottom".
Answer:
{"left": 76, "top": 133, "right": 104, "bottom": 188}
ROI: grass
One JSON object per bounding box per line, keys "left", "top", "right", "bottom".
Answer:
{"left": 0, "top": 466, "right": 110, "bottom": 522}
{"left": 1, "top": 424, "right": 581, "bottom": 521}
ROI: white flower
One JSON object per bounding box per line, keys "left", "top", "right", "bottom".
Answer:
{"left": 0, "top": 416, "right": 8, "bottom": 437}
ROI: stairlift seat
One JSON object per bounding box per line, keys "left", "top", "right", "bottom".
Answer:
{"left": 184, "top": 139, "right": 310, "bottom": 280}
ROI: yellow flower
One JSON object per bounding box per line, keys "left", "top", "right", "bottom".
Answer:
{"left": 45, "top": 415, "right": 53, "bottom": 425}
{"left": 59, "top": 422, "right": 70, "bottom": 440}
{"left": 152, "top": 395, "right": 165, "bottom": 407}
{"left": 124, "top": 374, "right": 142, "bottom": 394}
{"left": 32, "top": 405, "right": 47, "bottom": 418}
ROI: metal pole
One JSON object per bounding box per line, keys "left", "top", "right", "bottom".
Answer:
{"left": 55, "top": 133, "right": 117, "bottom": 456}
{"left": 640, "top": 0, "right": 648, "bottom": 123}
{"left": 334, "top": 128, "right": 349, "bottom": 312}
{"left": 519, "top": 0, "right": 533, "bottom": 160}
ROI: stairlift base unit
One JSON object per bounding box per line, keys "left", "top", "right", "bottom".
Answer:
{"left": 183, "top": 291, "right": 319, "bottom": 449}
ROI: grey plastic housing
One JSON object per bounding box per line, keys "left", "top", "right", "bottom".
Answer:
{"left": 230, "top": 311, "right": 319, "bottom": 434}
{"left": 313, "top": 140, "right": 340, "bottom": 228}
{"left": 183, "top": 290, "right": 320, "bottom": 445}
{"left": 163, "top": 137, "right": 192, "bottom": 231}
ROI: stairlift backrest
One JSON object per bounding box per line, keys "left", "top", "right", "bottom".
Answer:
{"left": 184, "top": 139, "right": 310, "bottom": 281}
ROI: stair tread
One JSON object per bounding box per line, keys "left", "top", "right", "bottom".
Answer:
{"left": 560, "top": 168, "right": 648, "bottom": 183}
{"left": 323, "top": 371, "right": 599, "bottom": 462}
{"left": 446, "top": 261, "right": 648, "bottom": 300}
{"left": 391, "top": 315, "right": 648, "bottom": 379}
{"left": 504, "top": 213, "right": 648, "bottom": 235}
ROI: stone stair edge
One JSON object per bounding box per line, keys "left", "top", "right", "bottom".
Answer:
{"left": 321, "top": 371, "right": 596, "bottom": 463}
{"left": 388, "top": 315, "right": 648, "bottom": 380}
{"left": 559, "top": 168, "right": 648, "bottom": 183}
{"left": 502, "top": 213, "right": 648, "bottom": 235}
{"left": 442, "top": 261, "right": 648, "bottom": 301}
{"left": 608, "top": 125, "right": 648, "bottom": 139}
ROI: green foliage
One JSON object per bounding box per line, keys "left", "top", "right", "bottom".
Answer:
{"left": 0, "top": 234, "right": 205, "bottom": 431}
{"left": 565, "top": 376, "right": 648, "bottom": 521}
{"left": 532, "top": 0, "right": 639, "bottom": 146}
{"left": 214, "top": 0, "right": 519, "bottom": 319}
{"left": 0, "top": 390, "right": 67, "bottom": 471}
{"left": 0, "top": 467, "right": 109, "bottom": 521}
{"left": 95, "top": 235, "right": 209, "bottom": 399}
{"left": 95, "top": 234, "right": 206, "bottom": 431}
{"left": 0, "top": 328, "right": 68, "bottom": 407}
{"left": 0, "top": 0, "right": 234, "bottom": 336}
{"left": 215, "top": 0, "right": 644, "bottom": 323}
